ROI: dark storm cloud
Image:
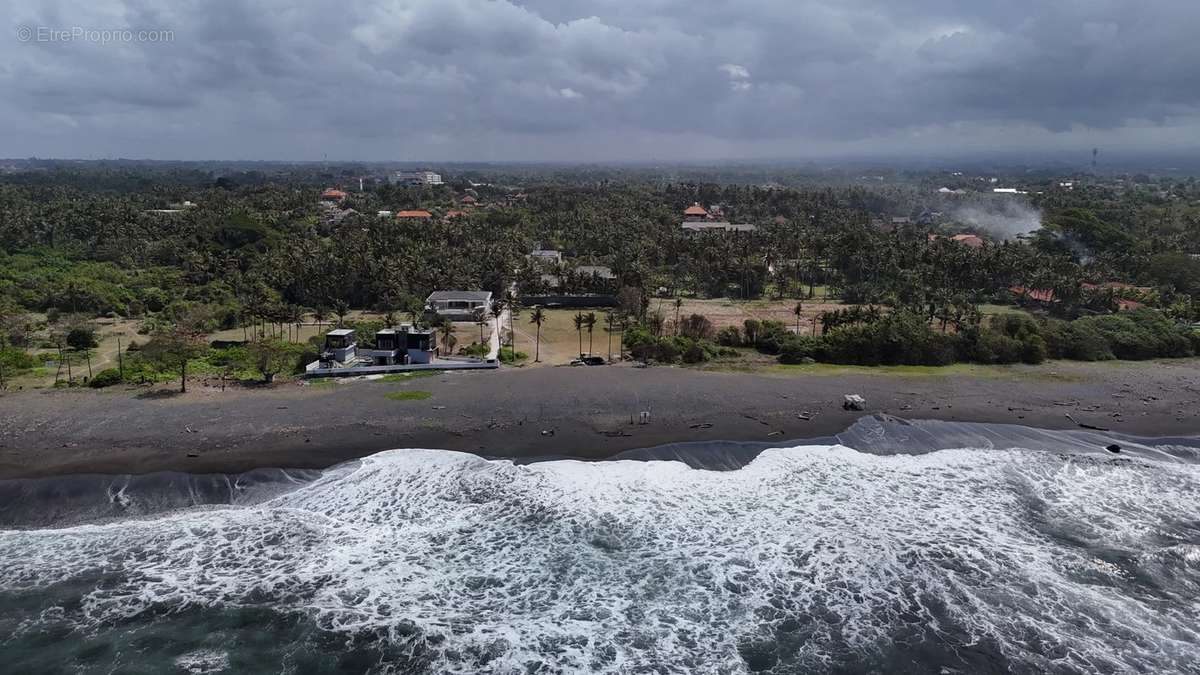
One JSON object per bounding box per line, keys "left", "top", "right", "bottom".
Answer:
{"left": 2, "top": 0, "right": 1199, "bottom": 160}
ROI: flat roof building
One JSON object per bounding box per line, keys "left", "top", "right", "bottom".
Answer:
{"left": 426, "top": 290, "right": 493, "bottom": 320}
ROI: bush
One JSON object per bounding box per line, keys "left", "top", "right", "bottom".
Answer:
{"left": 678, "top": 314, "right": 715, "bottom": 341}
{"left": 681, "top": 341, "right": 708, "bottom": 364}
{"left": 779, "top": 336, "right": 824, "bottom": 364}
{"left": 89, "top": 368, "right": 123, "bottom": 388}
{"left": 498, "top": 346, "right": 527, "bottom": 363}
{"left": 819, "top": 311, "right": 958, "bottom": 366}
{"left": 1, "top": 347, "right": 37, "bottom": 372}
{"left": 742, "top": 319, "right": 761, "bottom": 344}
{"left": 971, "top": 330, "right": 1025, "bottom": 364}
{"left": 753, "top": 320, "right": 793, "bottom": 355}
{"left": 716, "top": 325, "right": 742, "bottom": 347}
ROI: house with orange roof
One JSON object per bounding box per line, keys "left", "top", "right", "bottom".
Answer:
{"left": 320, "top": 188, "right": 348, "bottom": 203}
{"left": 683, "top": 202, "right": 708, "bottom": 221}
{"left": 395, "top": 210, "right": 432, "bottom": 220}
{"left": 950, "top": 233, "right": 985, "bottom": 248}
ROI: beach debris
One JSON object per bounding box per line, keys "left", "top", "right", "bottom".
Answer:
{"left": 1053, "top": 401, "right": 1078, "bottom": 407}
{"left": 1105, "top": 444, "right": 1121, "bottom": 454}
{"left": 432, "top": 405, "right": 446, "bottom": 410}
{"left": 184, "top": 425, "right": 198, "bottom": 434}
{"left": 1066, "top": 412, "right": 1111, "bottom": 432}
{"left": 842, "top": 394, "right": 866, "bottom": 411}
{"left": 742, "top": 414, "right": 771, "bottom": 426}
{"left": 689, "top": 422, "right": 713, "bottom": 429}
{"left": 639, "top": 411, "right": 651, "bottom": 425}
{"left": 540, "top": 429, "right": 555, "bottom": 437}
{"left": 767, "top": 431, "right": 784, "bottom": 437}
{"left": 186, "top": 453, "right": 199, "bottom": 458}
{"left": 796, "top": 412, "right": 814, "bottom": 421}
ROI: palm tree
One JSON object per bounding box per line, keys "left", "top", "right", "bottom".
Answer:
{"left": 438, "top": 323, "right": 457, "bottom": 355}
{"left": 312, "top": 306, "right": 328, "bottom": 334}
{"left": 332, "top": 299, "right": 350, "bottom": 327}
{"left": 604, "top": 312, "right": 616, "bottom": 361}
{"left": 290, "top": 305, "right": 306, "bottom": 343}
{"left": 529, "top": 307, "right": 545, "bottom": 362}
{"left": 573, "top": 312, "right": 585, "bottom": 357}
{"left": 793, "top": 301, "right": 803, "bottom": 333}
{"left": 584, "top": 312, "right": 597, "bottom": 356}
{"left": 476, "top": 317, "right": 488, "bottom": 344}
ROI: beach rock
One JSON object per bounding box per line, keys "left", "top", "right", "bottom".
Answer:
{"left": 842, "top": 394, "right": 866, "bottom": 411}
{"left": 1105, "top": 444, "right": 1121, "bottom": 454}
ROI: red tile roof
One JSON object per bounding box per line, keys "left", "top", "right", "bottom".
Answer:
{"left": 1116, "top": 299, "right": 1145, "bottom": 311}
{"left": 1010, "top": 286, "right": 1056, "bottom": 303}
{"left": 684, "top": 203, "right": 708, "bottom": 216}
{"left": 321, "top": 188, "right": 348, "bottom": 200}
{"left": 396, "top": 210, "right": 432, "bottom": 219}
{"left": 950, "top": 233, "right": 985, "bottom": 248}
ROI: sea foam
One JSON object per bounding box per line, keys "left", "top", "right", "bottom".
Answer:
{"left": 2, "top": 444, "right": 1199, "bottom": 673}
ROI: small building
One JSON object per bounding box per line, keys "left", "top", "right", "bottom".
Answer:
{"left": 391, "top": 170, "right": 443, "bottom": 186}
{"left": 396, "top": 210, "right": 433, "bottom": 220}
{"left": 681, "top": 221, "right": 756, "bottom": 234}
{"left": 320, "top": 188, "right": 348, "bottom": 203}
{"left": 322, "top": 329, "right": 357, "bottom": 365}
{"left": 530, "top": 249, "right": 563, "bottom": 264}
{"left": 461, "top": 195, "right": 478, "bottom": 206}
{"left": 443, "top": 210, "right": 467, "bottom": 220}
{"left": 426, "top": 290, "right": 493, "bottom": 321}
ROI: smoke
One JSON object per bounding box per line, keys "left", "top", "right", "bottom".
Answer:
{"left": 952, "top": 200, "right": 1042, "bottom": 240}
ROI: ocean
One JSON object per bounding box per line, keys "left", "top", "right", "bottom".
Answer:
{"left": 2, "top": 418, "right": 1199, "bottom": 674}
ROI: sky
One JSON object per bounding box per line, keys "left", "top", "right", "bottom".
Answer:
{"left": 3, "top": 0, "right": 1200, "bottom": 162}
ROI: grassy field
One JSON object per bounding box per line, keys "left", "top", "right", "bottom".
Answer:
{"left": 384, "top": 390, "right": 432, "bottom": 401}
{"left": 700, "top": 356, "right": 1090, "bottom": 382}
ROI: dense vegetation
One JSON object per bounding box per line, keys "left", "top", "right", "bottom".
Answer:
{"left": 2, "top": 162, "right": 1199, "bottom": 386}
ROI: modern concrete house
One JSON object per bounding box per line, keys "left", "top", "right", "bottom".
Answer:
{"left": 359, "top": 326, "right": 437, "bottom": 365}
{"left": 426, "top": 290, "right": 493, "bottom": 321}
{"left": 321, "top": 329, "right": 358, "bottom": 365}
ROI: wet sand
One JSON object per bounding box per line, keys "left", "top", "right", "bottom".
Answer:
{"left": 2, "top": 360, "right": 1199, "bottom": 479}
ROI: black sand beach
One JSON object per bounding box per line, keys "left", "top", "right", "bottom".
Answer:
{"left": 2, "top": 360, "right": 1200, "bottom": 479}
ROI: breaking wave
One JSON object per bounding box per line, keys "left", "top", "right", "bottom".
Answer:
{"left": 2, "top": 419, "right": 1199, "bottom": 673}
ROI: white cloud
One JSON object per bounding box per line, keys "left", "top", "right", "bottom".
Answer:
{"left": 719, "top": 63, "right": 751, "bottom": 80}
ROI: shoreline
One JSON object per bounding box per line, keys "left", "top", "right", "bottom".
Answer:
{"left": 2, "top": 360, "right": 1200, "bottom": 479}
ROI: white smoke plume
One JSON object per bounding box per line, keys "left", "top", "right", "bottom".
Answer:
{"left": 952, "top": 200, "right": 1042, "bottom": 240}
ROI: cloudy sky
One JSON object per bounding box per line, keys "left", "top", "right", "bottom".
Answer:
{"left": 3, "top": 0, "right": 1200, "bottom": 161}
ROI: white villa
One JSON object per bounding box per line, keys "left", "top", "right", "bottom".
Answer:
{"left": 426, "top": 290, "right": 493, "bottom": 321}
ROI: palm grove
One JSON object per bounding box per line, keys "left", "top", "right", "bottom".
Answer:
{"left": 2, "top": 164, "right": 1200, "bottom": 388}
